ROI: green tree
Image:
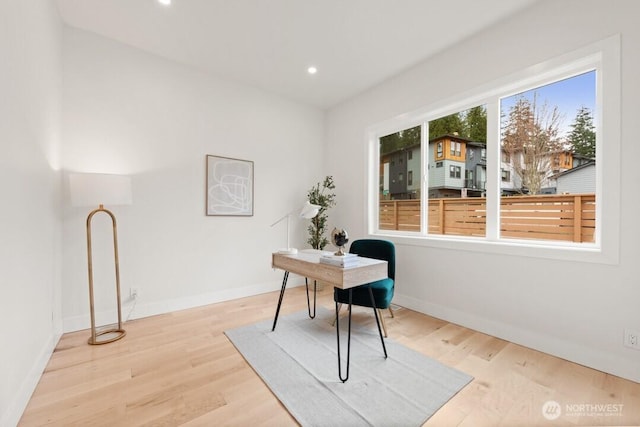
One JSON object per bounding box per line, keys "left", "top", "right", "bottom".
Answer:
{"left": 307, "top": 176, "right": 336, "bottom": 250}
{"left": 567, "top": 106, "right": 595, "bottom": 158}
{"left": 429, "top": 113, "right": 464, "bottom": 140}
{"left": 463, "top": 106, "right": 487, "bottom": 143}
{"left": 380, "top": 125, "right": 420, "bottom": 155}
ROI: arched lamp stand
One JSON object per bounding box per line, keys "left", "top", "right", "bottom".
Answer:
{"left": 86, "top": 205, "right": 126, "bottom": 345}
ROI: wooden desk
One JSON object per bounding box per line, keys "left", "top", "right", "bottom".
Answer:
{"left": 271, "top": 250, "right": 389, "bottom": 382}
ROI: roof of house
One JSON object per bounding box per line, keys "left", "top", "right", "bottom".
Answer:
{"left": 553, "top": 161, "right": 595, "bottom": 178}
{"left": 429, "top": 134, "right": 475, "bottom": 143}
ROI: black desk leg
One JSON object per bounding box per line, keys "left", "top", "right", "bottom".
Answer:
{"left": 272, "top": 271, "right": 290, "bottom": 331}
{"left": 335, "top": 287, "right": 352, "bottom": 383}
{"left": 305, "top": 278, "right": 317, "bottom": 319}
{"left": 369, "top": 285, "right": 388, "bottom": 358}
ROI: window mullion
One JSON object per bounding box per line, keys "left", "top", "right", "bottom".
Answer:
{"left": 485, "top": 101, "right": 500, "bottom": 240}
{"left": 420, "top": 122, "right": 428, "bottom": 235}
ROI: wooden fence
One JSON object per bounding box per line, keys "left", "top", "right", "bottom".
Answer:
{"left": 379, "top": 193, "right": 595, "bottom": 243}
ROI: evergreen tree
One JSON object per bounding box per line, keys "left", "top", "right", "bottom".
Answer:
{"left": 428, "top": 113, "right": 464, "bottom": 140}
{"left": 401, "top": 125, "right": 421, "bottom": 146}
{"left": 428, "top": 107, "right": 486, "bottom": 142}
{"left": 379, "top": 132, "right": 401, "bottom": 155}
{"left": 567, "top": 106, "right": 595, "bottom": 158}
{"left": 380, "top": 125, "right": 420, "bottom": 155}
{"left": 463, "top": 106, "right": 487, "bottom": 143}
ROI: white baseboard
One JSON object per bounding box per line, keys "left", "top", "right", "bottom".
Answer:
{"left": 63, "top": 277, "right": 305, "bottom": 333}
{"left": 393, "top": 293, "right": 640, "bottom": 383}
{"left": 2, "top": 330, "right": 62, "bottom": 427}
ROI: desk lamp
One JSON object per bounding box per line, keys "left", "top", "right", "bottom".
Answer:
{"left": 271, "top": 201, "right": 321, "bottom": 254}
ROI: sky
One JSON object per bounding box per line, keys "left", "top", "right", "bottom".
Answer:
{"left": 500, "top": 70, "right": 596, "bottom": 138}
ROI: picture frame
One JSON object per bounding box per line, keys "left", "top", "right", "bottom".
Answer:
{"left": 206, "top": 155, "right": 254, "bottom": 216}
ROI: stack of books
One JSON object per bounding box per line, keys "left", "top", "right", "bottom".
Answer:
{"left": 319, "top": 253, "right": 359, "bottom": 268}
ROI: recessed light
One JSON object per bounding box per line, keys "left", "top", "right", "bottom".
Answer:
{"left": 307, "top": 66, "right": 318, "bottom": 75}
{"left": 158, "top": 0, "right": 171, "bottom": 6}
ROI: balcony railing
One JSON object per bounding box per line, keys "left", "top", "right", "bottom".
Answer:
{"left": 463, "top": 180, "right": 486, "bottom": 190}
{"left": 379, "top": 193, "right": 595, "bottom": 243}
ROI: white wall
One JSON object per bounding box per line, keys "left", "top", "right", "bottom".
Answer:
{"left": 0, "top": 2, "right": 63, "bottom": 425}
{"left": 60, "top": 28, "right": 325, "bottom": 330}
{"left": 326, "top": 0, "right": 640, "bottom": 382}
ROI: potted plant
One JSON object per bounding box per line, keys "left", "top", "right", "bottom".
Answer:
{"left": 306, "top": 176, "right": 336, "bottom": 250}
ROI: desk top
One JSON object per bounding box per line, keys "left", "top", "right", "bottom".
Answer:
{"left": 272, "top": 249, "right": 388, "bottom": 290}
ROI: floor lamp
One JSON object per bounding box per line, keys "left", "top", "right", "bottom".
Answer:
{"left": 271, "top": 201, "right": 321, "bottom": 254}
{"left": 70, "top": 173, "right": 132, "bottom": 345}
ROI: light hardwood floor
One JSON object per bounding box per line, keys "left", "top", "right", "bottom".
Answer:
{"left": 20, "top": 286, "right": 640, "bottom": 426}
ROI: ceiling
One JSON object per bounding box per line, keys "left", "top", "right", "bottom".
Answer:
{"left": 55, "top": 0, "right": 538, "bottom": 109}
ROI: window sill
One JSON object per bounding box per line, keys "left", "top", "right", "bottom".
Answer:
{"left": 370, "top": 231, "right": 615, "bottom": 265}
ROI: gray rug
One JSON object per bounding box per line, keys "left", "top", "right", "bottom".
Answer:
{"left": 225, "top": 307, "right": 472, "bottom": 427}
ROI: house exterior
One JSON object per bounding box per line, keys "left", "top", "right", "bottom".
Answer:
{"left": 381, "top": 134, "right": 475, "bottom": 200}
{"left": 380, "top": 149, "right": 405, "bottom": 199}
{"left": 500, "top": 149, "right": 520, "bottom": 195}
{"left": 380, "top": 142, "right": 420, "bottom": 200}
{"left": 501, "top": 149, "right": 579, "bottom": 195}
{"left": 427, "top": 134, "right": 471, "bottom": 198}
{"left": 406, "top": 143, "right": 421, "bottom": 197}
{"left": 383, "top": 135, "right": 590, "bottom": 199}
{"left": 556, "top": 161, "right": 596, "bottom": 194}
{"left": 463, "top": 141, "right": 487, "bottom": 197}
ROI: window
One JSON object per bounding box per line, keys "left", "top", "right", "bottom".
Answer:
{"left": 368, "top": 36, "right": 620, "bottom": 263}
{"left": 428, "top": 105, "right": 487, "bottom": 235}
{"left": 378, "top": 125, "right": 421, "bottom": 231}
{"left": 500, "top": 71, "right": 596, "bottom": 243}
{"left": 465, "top": 170, "right": 474, "bottom": 188}
{"left": 450, "top": 142, "right": 461, "bottom": 157}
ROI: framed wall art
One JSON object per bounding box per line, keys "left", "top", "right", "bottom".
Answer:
{"left": 206, "top": 155, "right": 254, "bottom": 216}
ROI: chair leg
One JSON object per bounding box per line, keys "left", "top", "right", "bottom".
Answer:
{"left": 377, "top": 308, "right": 388, "bottom": 338}
{"left": 388, "top": 306, "right": 395, "bottom": 318}
{"left": 332, "top": 303, "right": 342, "bottom": 326}
{"left": 334, "top": 304, "right": 389, "bottom": 337}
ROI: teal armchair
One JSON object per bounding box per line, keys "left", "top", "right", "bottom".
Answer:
{"left": 334, "top": 239, "right": 395, "bottom": 336}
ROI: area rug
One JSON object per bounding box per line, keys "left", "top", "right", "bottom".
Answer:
{"left": 225, "top": 307, "right": 472, "bottom": 426}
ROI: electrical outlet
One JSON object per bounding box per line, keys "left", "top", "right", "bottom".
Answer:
{"left": 624, "top": 329, "right": 640, "bottom": 350}
{"left": 130, "top": 288, "right": 139, "bottom": 299}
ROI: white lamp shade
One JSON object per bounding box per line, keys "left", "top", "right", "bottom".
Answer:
{"left": 299, "top": 201, "right": 321, "bottom": 219}
{"left": 69, "top": 173, "right": 133, "bottom": 207}
{"left": 270, "top": 201, "right": 322, "bottom": 254}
